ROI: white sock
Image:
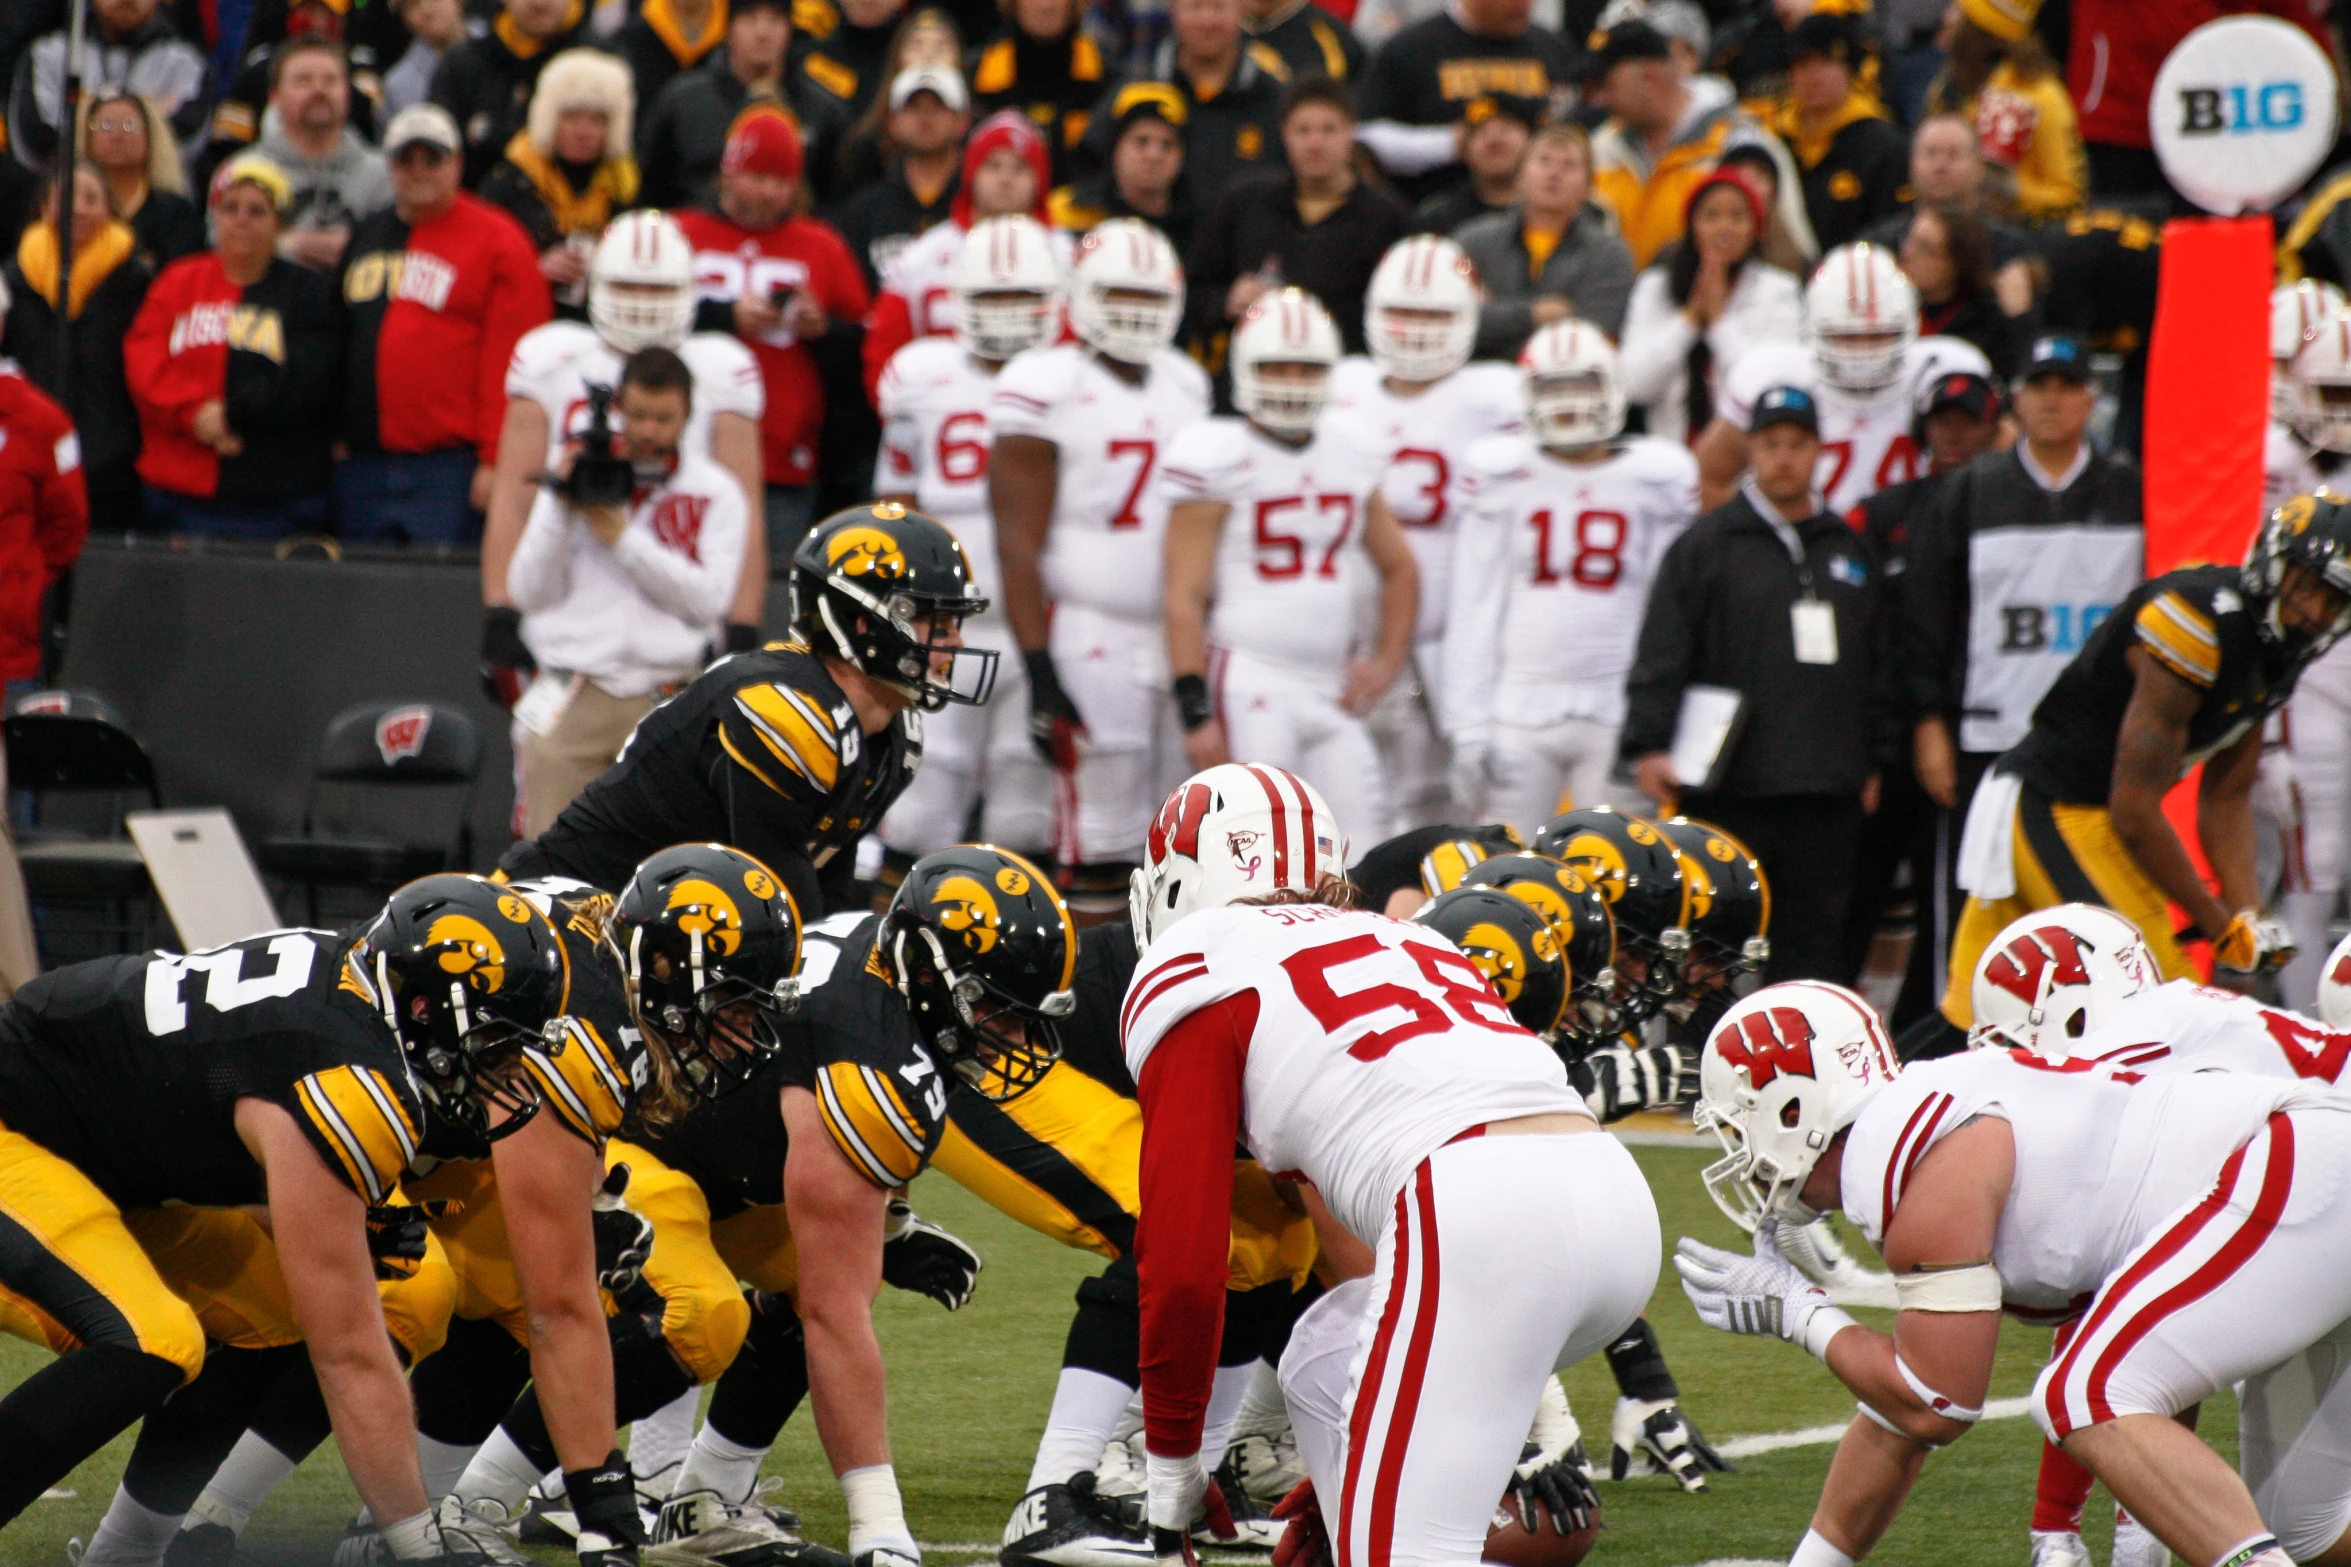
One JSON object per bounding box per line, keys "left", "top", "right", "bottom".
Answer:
{"left": 186, "top": 1432, "right": 301, "bottom": 1537}
{"left": 79, "top": 1488, "right": 183, "bottom": 1567}
{"left": 2282, "top": 888, "right": 2337, "bottom": 1012}
{"left": 419, "top": 1435, "right": 479, "bottom": 1501}
{"left": 1200, "top": 1362, "right": 1256, "bottom": 1472}
{"left": 631, "top": 1387, "right": 700, "bottom": 1491}
{"left": 1026, "top": 1369, "right": 1139, "bottom": 1492}
{"left": 454, "top": 1427, "right": 545, "bottom": 1514}
{"left": 1230, "top": 1360, "right": 1288, "bottom": 1439}
{"left": 672, "top": 1426, "right": 769, "bottom": 1506}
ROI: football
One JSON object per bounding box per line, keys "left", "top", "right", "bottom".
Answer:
{"left": 1485, "top": 1495, "right": 1601, "bottom": 1567}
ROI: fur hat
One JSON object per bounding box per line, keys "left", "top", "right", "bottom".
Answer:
{"left": 529, "top": 48, "right": 635, "bottom": 162}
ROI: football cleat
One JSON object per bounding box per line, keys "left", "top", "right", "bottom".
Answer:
{"left": 517, "top": 1486, "right": 580, "bottom": 1546}
{"left": 1194, "top": 1467, "right": 1279, "bottom": 1550}
{"left": 433, "top": 1496, "right": 534, "bottom": 1567}
{"left": 161, "top": 1523, "right": 240, "bottom": 1567}
{"left": 648, "top": 1479, "right": 846, "bottom": 1567}
{"left": 1608, "top": 1398, "right": 1728, "bottom": 1493}
{"left": 328, "top": 1518, "right": 386, "bottom": 1567}
{"left": 2028, "top": 1531, "right": 2093, "bottom": 1567}
{"left": 1773, "top": 1215, "right": 1899, "bottom": 1309}
{"left": 1223, "top": 1431, "right": 1307, "bottom": 1508}
{"left": 1000, "top": 1474, "right": 1155, "bottom": 1567}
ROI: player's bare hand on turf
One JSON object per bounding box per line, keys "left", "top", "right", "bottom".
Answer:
{"left": 882, "top": 1197, "right": 982, "bottom": 1309}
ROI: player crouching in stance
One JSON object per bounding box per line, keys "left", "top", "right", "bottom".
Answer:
{"left": 1678, "top": 977, "right": 2351, "bottom": 1567}
{"left": 1124, "top": 764, "right": 1660, "bottom": 1567}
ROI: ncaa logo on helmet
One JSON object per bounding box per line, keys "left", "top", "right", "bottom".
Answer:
{"left": 1713, "top": 1005, "right": 1818, "bottom": 1090}
{"left": 931, "top": 876, "right": 1003, "bottom": 953}
{"left": 827, "top": 525, "right": 910, "bottom": 580}
{"left": 375, "top": 706, "right": 433, "bottom": 766}
{"left": 426, "top": 914, "right": 508, "bottom": 995}
{"left": 666, "top": 878, "right": 746, "bottom": 956}
{"left": 1226, "top": 830, "right": 1264, "bottom": 879}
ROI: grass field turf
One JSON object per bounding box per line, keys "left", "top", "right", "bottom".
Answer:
{"left": 2, "top": 1145, "right": 2228, "bottom": 1566}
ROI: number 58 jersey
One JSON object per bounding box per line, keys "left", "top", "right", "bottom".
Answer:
{"left": 1123, "top": 903, "right": 1585, "bottom": 1243}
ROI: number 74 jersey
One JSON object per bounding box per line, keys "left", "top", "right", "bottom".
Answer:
{"left": 1122, "top": 904, "right": 1586, "bottom": 1244}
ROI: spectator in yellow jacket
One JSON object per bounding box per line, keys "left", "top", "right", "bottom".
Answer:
{"left": 1928, "top": 0, "right": 2084, "bottom": 221}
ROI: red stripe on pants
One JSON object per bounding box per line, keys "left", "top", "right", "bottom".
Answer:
{"left": 1365, "top": 1162, "right": 1444, "bottom": 1567}
{"left": 1338, "top": 1183, "right": 1413, "bottom": 1567}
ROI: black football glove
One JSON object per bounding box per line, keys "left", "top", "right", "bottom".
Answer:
{"left": 592, "top": 1164, "right": 659, "bottom": 1312}
{"left": 1024, "top": 650, "right": 1087, "bottom": 771}
{"left": 1570, "top": 1043, "right": 1696, "bottom": 1123}
{"left": 565, "top": 1449, "right": 647, "bottom": 1566}
{"left": 1505, "top": 1440, "right": 1598, "bottom": 1534}
{"left": 881, "top": 1198, "right": 981, "bottom": 1310}
{"left": 363, "top": 1199, "right": 454, "bottom": 1282}
{"left": 481, "top": 606, "right": 536, "bottom": 709}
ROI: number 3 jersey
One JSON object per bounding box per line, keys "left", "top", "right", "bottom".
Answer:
{"left": 624, "top": 912, "right": 951, "bottom": 1219}
{"left": 0, "top": 932, "right": 423, "bottom": 1209}
{"left": 1441, "top": 433, "right": 1698, "bottom": 733}
{"left": 1123, "top": 903, "right": 1584, "bottom": 1244}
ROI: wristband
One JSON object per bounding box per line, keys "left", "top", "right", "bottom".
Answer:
{"left": 842, "top": 1463, "right": 913, "bottom": 1556}
{"left": 1800, "top": 1303, "right": 1859, "bottom": 1361}
{"left": 1173, "top": 673, "right": 1214, "bottom": 731}
{"left": 1024, "top": 648, "right": 1062, "bottom": 687}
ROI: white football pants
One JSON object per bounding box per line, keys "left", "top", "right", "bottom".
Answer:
{"left": 880, "top": 619, "right": 1053, "bottom": 856}
{"left": 1051, "top": 602, "right": 1184, "bottom": 867}
{"left": 2284, "top": 645, "right": 2351, "bottom": 1009}
{"left": 1366, "top": 645, "right": 1455, "bottom": 837}
{"left": 1485, "top": 716, "right": 1636, "bottom": 842}
{"left": 1211, "top": 647, "right": 1390, "bottom": 853}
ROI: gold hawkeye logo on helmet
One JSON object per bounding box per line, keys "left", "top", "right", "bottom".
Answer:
{"left": 427, "top": 915, "right": 507, "bottom": 994}
{"left": 667, "top": 878, "right": 746, "bottom": 956}
{"left": 1557, "top": 833, "right": 1628, "bottom": 901}
{"left": 828, "top": 525, "right": 910, "bottom": 580}
{"left": 932, "top": 875, "right": 1003, "bottom": 954}
{"left": 1459, "top": 921, "right": 1535, "bottom": 1002}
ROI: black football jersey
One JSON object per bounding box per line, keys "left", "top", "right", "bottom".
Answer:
{"left": 500, "top": 641, "right": 922, "bottom": 919}
{"left": 2004, "top": 566, "right": 2313, "bottom": 805}
{"left": 626, "top": 912, "right": 949, "bottom": 1219}
{"left": 0, "top": 931, "right": 422, "bottom": 1209}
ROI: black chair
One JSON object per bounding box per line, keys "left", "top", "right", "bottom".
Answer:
{"left": 5, "top": 690, "right": 166, "bottom": 961}
{"left": 259, "top": 701, "right": 482, "bottom": 924}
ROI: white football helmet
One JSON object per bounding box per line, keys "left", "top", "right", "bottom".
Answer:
{"left": 2276, "top": 281, "right": 2348, "bottom": 424}
{"left": 589, "top": 209, "right": 698, "bottom": 353}
{"left": 1364, "top": 234, "right": 1480, "bottom": 383}
{"left": 1068, "top": 218, "right": 1184, "bottom": 365}
{"left": 2319, "top": 930, "right": 2351, "bottom": 1028}
{"left": 1802, "top": 243, "right": 1917, "bottom": 393}
{"left": 1128, "top": 764, "right": 1348, "bottom": 946}
{"left": 1231, "top": 288, "right": 1341, "bottom": 439}
{"left": 2291, "top": 308, "right": 2351, "bottom": 454}
{"left": 954, "top": 214, "right": 1064, "bottom": 363}
{"left": 1695, "top": 980, "right": 1900, "bottom": 1231}
{"left": 1966, "top": 903, "right": 2158, "bottom": 1056}
{"left": 1520, "top": 319, "right": 1625, "bottom": 449}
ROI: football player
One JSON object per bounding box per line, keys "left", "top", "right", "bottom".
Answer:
{"left": 0, "top": 877, "right": 563, "bottom": 1548}
{"left": 1123, "top": 764, "right": 1660, "bottom": 1567}
{"left": 1678, "top": 978, "right": 2351, "bottom": 1567}
{"left": 483, "top": 209, "right": 770, "bottom": 703}
{"left": 1444, "top": 322, "right": 1699, "bottom": 837}
{"left": 1329, "top": 234, "right": 1526, "bottom": 834}
{"left": 500, "top": 502, "right": 994, "bottom": 921}
{"left": 1161, "top": 288, "right": 1419, "bottom": 841}
{"left": 873, "top": 215, "right": 1064, "bottom": 868}
{"left": 1691, "top": 243, "right": 1991, "bottom": 515}
{"left": 991, "top": 218, "right": 1211, "bottom": 915}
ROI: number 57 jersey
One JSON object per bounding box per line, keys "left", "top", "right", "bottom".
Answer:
{"left": 1122, "top": 903, "right": 1586, "bottom": 1244}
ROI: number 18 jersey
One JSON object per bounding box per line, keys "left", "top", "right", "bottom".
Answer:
{"left": 1123, "top": 903, "right": 1585, "bottom": 1243}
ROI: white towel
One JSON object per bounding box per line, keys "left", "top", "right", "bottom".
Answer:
{"left": 1956, "top": 769, "right": 2025, "bottom": 902}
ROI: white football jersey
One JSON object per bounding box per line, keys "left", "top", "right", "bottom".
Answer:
{"left": 505, "top": 320, "right": 764, "bottom": 471}
{"left": 1324, "top": 356, "right": 1525, "bottom": 642}
{"left": 875, "top": 336, "right": 1004, "bottom": 607}
{"left": 877, "top": 220, "right": 1077, "bottom": 342}
{"left": 992, "top": 343, "right": 1212, "bottom": 622}
{"left": 1160, "top": 416, "right": 1382, "bottom": 675}
{"left": 1442, "top": 434, "right": 1698, "bottom": 733}
{"left": 1123, "top": 903, "right": 1587, "bottom": 1244}
{"left": 1839, "top": 1047, "right": 2310, "bottom": 1322}
{"left": 1719, "top": 336, "right": 1990, "bottom": 515}
{"left": 2056, "top": 980, "right": 2351, "bottom": 1084}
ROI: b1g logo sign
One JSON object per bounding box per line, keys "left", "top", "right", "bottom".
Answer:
{"left": 2151, "top": 16, "right": 2338, "bottom": 214}
{"left": 1997, "top": 600, "right": 2114, "bottom": 655}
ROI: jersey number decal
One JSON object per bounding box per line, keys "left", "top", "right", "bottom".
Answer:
{"left": 1279, "top": 932, "right": 1520, "bottom": 1061}
{"left": 145, "top": 933, "right": 320, "bottom": 1036}
{"left": 1391, "top": 448, "right": 1449, "bottom": 528}
{"left": 1254, "top": 495, "right": 1356, "bottom": 580}
{"left": 1108, "top": 439, "right": 1157, "bottom": 529}
{"left": 937, "top": 411, "right": 989, "bottom": 483}
{"left": 1817, "top": 437, "right": 1920, "bottom": 501}
{"left": 1529, "top": 509, "right": 1626, "bottom": 588}
{"left": 2261, "top": 1011, "right": 2351, "bottom": 1082}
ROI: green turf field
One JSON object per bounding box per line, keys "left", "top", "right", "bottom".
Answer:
{"left": 1, "top": 1145, "right": 2222, "bottom": 1566}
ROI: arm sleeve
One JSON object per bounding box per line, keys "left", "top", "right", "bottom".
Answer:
{"left": 1440, "top": 487, "right": 1509, "bottom": 736}
{"left": 2134, "top": 588, "right": 2221, "bottom": 688}
{"left": 1475, "top": 290, "right": 1536, "bottom": 364}
{"left": 820, "top": 228, "right": 873, "bottom": 319}
{"left": 36, "top": 421, "right": 89, "bottom": 573}
{"left": 2014, "top": 84, "right": 2087, "bottom": 219}
{"left": 610, "top": 475, "right": 747, "bottom": 625}
{"left": 1898, "top": 474, "right": 1966, "bottom": 723}
{"left": 1135, "top": 989, "right": 1256, "bottom": 1458}
{"left": 1616, "top": 272, "right": 1693, "bottom": 405}
{"left": 1354, "top": 119, "right": 1458, "bottom": 177}
{"left": 478, "top": 220, "right": 555, "bottom": 461}
{"left": 1618, "top": 531, "right": 1700, "bottom": 761}
{"left": 121, "top": 270, "right": 210, "bottom": 434}
{"left": 506, "top": 488, "right": 573, "bottom": 613}
{"left": 862, "top": 289, "right": 915, "bottom": 403}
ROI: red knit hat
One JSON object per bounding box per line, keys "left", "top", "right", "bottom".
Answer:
{"left": 950, "top": 110, "right": 1051, "bottom": 227}
{"left": 1683, "top": 165, "right": 1766, "bottom": 231}
{"left": 724, "top": 108, "right": 804, "bottom": 181}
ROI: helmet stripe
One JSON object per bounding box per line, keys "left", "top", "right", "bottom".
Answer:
{"left": 1242, "top": 764, "right": 1292, "bottom": 888}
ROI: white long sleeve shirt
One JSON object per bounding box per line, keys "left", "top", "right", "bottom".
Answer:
{"left": 1616, "top": 261, "right": 1803, "bottom": 446}
{"left": 509, "top": 450, "right": 746, "bottom": 698}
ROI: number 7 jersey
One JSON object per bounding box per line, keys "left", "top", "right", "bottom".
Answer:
{"left": 1122, "top": 903, "right": 1585, "bottom": 1243}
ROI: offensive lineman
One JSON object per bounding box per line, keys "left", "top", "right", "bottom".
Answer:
{"left": 1444, "top": 321, "right": 1699, "bottom": 836}
{"left": 1161, "top": 288, "right": 1420, "bottom": 841}
{"left": 873, "top": 215, "right": 1063, "bottom": 868}
{"left": 991, "top": 218, "right": 1211, "bottom": 913}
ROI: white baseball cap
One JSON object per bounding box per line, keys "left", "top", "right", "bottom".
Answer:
{"left": 890, "top": 64, "right": 968, "bottom": 111}
{"left": 384, "top": 101, "right": 462, "bottom": 155}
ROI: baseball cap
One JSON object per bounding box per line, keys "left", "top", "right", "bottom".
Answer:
{"left": 210, "top": 152, "right": 295, "bottom": 214}
{"left": 891, "top": 63, "right": 969, "bottom": 112}
{"left": 384, "top": 102, "right": 460, "bottom": 155}
{"left": 1586, "top": 19, "right": 1671, "bottom": 75}
{"left": 1108, "top": 80, "right": 1189, "bottom": 132}
{"left": 2021, "top": 333, "right": 2091, "bottom": 384}
{"left": 1462, "top": 92, "right": 1545, "bottom": 131}
{"left": 1751, "top": 385, "right": 1820, "bottom": 436}
{"left": 1644, "top": 0, "right": 1709, "bottom": 56}
{"left": 1922, "top": 370, "right": 1999, "bottom": 422}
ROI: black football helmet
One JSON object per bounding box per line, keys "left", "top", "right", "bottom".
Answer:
{"left": 2246, "top": 489, "right": 2351, "bottom": 651}
{"left": 1653, "top": 817, "right": 1771, "bottom": 995}
{"left": 1531, "top": 808, "right": 1692, "bottom": 1023}
{"left": 1413, "top": 823, "right": 1528, "bottom": 900}
{"left": 353, "top": 874, "right": 571, "bottom": 1143}
{"left": 1414, "top": 886, "right": 1569, "bottom": 1038}
{"left": 881, "top": 845, "right": 1076, "bottom": 1101}
{"left": 615, "top": 844, "right": 804, "bottom": 1099}
{"left": 790, "top": 502, "right": 997, "bottom": 710}
{"left": 1455, "top": 853, "right": 1619, "bottom": 1053}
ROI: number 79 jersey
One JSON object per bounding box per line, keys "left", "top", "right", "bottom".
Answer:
{"left": 1122, "top": 904, "right": 1585, "bottom": 1244}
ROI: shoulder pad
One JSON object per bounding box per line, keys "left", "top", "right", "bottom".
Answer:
{"left": 1151, "top": 348, "right": 1214, "bottom": 410}
{"left": 293, "top": 1064, "right": 423, "bottom": 1203}
{"left": 722, "top": 678, "right": 851, "bottom": 797}
{"left": 1161, "top": 417, "right": 1252, "bottom": 497}
{"left": 2134, "top": 584, "right": 2224, "bottom": 688}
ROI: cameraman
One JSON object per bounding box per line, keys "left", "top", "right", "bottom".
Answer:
{"left": 507, "top": 346, "right": 747, "bottom": 835}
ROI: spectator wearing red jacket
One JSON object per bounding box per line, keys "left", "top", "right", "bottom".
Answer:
{"left": 676, "top": 108, "right": 871, "bottom": 560}
{"left": 0, "top": 287, "right": 89, "bottom": 688}
{"left": 123, "top": 155, "right": 343, "bottom": 537}
{"left": 335, "top": 103, "right": 552, "bottom": 544}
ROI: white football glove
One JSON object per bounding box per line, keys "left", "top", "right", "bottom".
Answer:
{"left": 1145, "top": 1451, "right": 1231, "bottom": 1557}
{"left": 1673, "top": 1224, "right": 1855, "bottom": 1359}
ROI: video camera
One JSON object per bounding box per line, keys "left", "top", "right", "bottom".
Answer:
{"left": 545, "top": 382, "right": 635, "bottom": 510}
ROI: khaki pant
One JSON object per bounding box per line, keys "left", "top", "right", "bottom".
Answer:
{"left": 0, "top": 747, "right": 37, "bottom": 993}
{"left": 517, "top": 680, "right": 661, "bottom": 839}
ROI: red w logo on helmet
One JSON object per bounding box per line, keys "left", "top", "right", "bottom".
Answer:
{"left": 1714, "top": 1006, "right": 1817, "bottom": 1089}
{"left": 1149, "top": 783, "right": 1213, "bottom": 863}
{"left": 1983, "top": 927, "right": 2092, "bottom": 1005}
